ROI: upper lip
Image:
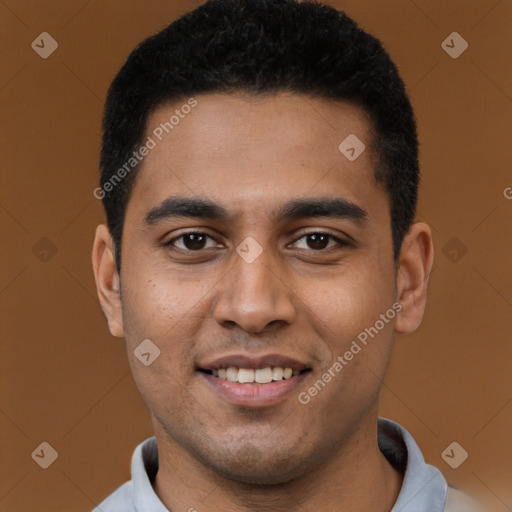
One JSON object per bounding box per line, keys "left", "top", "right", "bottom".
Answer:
{"left": 198, "top": 353, "right": 310, "bottom": 372}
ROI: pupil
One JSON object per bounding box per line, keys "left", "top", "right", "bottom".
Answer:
{"left": 308, "top": 233, "right": 328, "bottom": 250}
{"left": 185, "top": 233, "right": 205, "bottom": 250}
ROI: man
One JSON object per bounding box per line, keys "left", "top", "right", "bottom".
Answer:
{"left": 91, "top": 0, "right": 481, "bottom": 510}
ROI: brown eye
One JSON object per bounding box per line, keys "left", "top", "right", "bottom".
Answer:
{"left": 167, "top": 232, "right": 218, "bottom": 251}
{"left": 292, "top": 232, "right": 344, "bottom": 251}
{"left": 306, "top": 233, "right": 330, "bottom": 250}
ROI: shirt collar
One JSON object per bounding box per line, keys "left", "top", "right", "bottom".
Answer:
{"left": 131, "top": 438, "right": 168, "bottom": 512}
{"left": 379, "top": 417, "right": 448, "bottom": 511}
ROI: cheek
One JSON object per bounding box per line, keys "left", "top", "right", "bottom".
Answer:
{"left": 119, "top": 264, "right": 215, "bottom": 391}
{"left": 121, "top": 262, "right": 209, "bottom": 342}
{"left": 120, "top": 272, "right": 200, "bottom": 414}
{"left": 304, "top": 263, "right": 395, "bottom": 350}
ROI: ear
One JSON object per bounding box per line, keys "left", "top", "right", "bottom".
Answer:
{"left": 394, "top": 222, "right": 434, "bottom": 334}
{"left": 92, "top": 224, "right": 124, "bottom": 337}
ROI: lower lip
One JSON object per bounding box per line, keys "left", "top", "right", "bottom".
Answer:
{"left": 199, "top": 371, "right": 310, "bottom": 407}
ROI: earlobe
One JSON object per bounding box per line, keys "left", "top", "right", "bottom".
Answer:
{"left": 394, "top": 222, "right": 434, "bottom": 335}
{"left": 92, "top": 224, "right": 125, "bottom": 337}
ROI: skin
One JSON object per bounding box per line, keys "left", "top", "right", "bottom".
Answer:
{"left": 92, "top": 92, "right": 434, "bottom": 511}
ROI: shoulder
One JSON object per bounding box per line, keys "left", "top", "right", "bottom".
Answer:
{"left": 92, "top": 481, "right": 135, "bottom": 512}
{"left": 444, "top": 486, "right": 484, "bottom": 512}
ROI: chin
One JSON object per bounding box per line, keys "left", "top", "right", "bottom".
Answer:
{"left": 209, "top": 460, "right": 303, "bottom": 486}
{"left": 196, "top": 442, "right": 311, "bottom": 486}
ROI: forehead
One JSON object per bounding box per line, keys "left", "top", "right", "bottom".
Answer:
{"left": 130, "top": 93, "right": 382, "bottom": 218}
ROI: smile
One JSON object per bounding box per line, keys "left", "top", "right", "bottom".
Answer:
{"left": 196, "top": 353, "right": 312, "bottom": 406}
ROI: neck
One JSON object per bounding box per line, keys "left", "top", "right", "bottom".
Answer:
{"left": 152, "top": 413, "right": 403, "bottom": 512}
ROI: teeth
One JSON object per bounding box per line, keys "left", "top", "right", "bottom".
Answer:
{"left": 226, "top": 367, "right": 238, "bottom": 382}
{"left": 211, "top": 366, "right": 297, "bottom": 384}
{"left": 238, "top": 368, "right": 255, "bottom": 383}
{"left": 255, "top": 367, "right": 273, "bottom": 383}
{"left": 272, "top": 367, "right": 284, "bottom": 380}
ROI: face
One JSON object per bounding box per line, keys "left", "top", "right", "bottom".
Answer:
{"left": 93, "top": 92, "right": 431, "bottom": 485}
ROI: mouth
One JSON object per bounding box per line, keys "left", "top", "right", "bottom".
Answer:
{"left": 196, "top": 354, "right": 312, "bottom": 407}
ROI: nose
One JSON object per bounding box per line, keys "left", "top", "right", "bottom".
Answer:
{"left": 212, "top": 248, "right": 296, "bottom": 334}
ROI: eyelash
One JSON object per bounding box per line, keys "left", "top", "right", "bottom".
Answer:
{"left": 165, "top": 231, "right": 348, "bottom": 252}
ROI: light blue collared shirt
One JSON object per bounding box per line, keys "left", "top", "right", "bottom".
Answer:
{"left": 93, "top": 417, "right": 480, "bottom": 512}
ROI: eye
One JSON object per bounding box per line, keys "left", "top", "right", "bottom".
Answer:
{"left": 291, "top": 232, "right": 346, "bottom": 251}
{"left": 166, "top": 232, "right": 220, "bottom": 251}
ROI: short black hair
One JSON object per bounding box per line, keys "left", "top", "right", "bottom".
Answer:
{"left": 99, "top": 0, "right": 419, "bottom": 270}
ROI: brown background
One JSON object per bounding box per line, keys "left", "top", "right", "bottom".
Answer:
{"left": 1, "top": 0, "right": 511, "bottom": 511}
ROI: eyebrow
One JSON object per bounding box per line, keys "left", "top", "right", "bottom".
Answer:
{"left": 144, "top": 196, "right": 368, "bottom": 225}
